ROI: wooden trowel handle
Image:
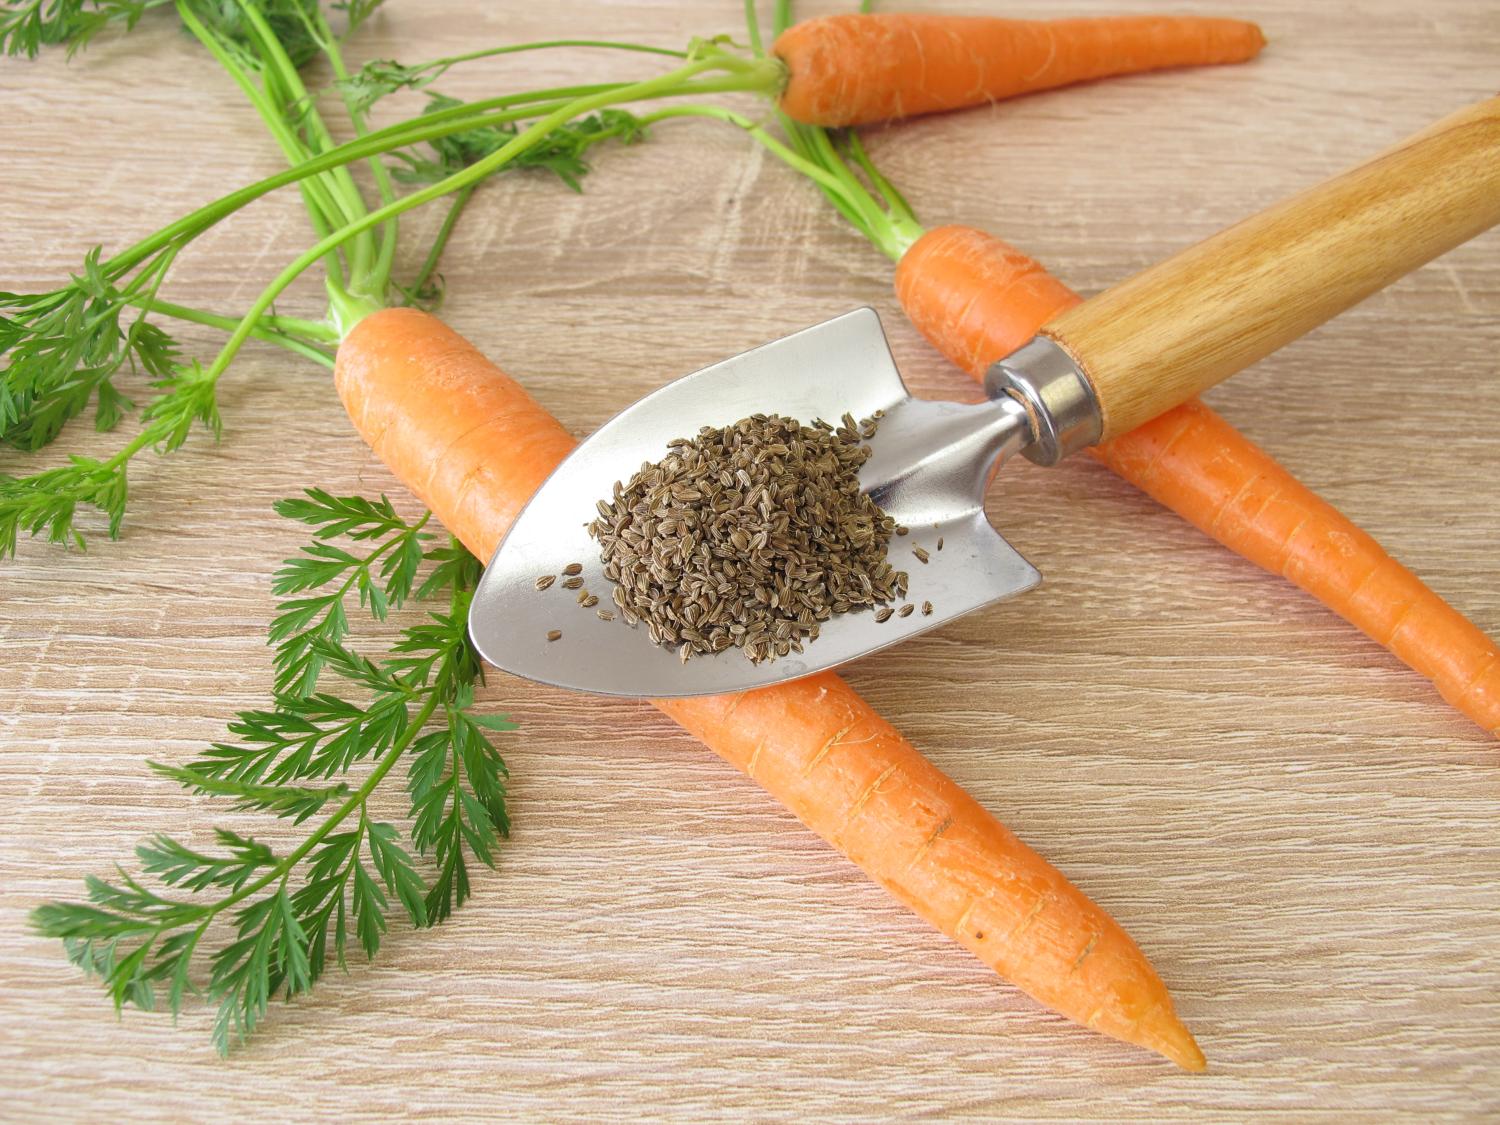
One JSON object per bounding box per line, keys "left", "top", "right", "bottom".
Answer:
{"left": 1040, "top": 95, "right": 1500, "bottom": 444}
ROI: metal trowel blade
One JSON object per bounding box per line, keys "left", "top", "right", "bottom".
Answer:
{"left": 468, "top": 308, "right": 1040, "bottom": 697}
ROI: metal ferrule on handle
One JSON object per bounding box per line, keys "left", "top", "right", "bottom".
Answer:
{"left": 985, "top": 337, "right": 1101, "bottom": 465}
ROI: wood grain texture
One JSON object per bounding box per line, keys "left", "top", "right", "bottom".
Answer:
{"left": 1, "top": 1, "right": 1497, "bottom": 1120}
{"left": 1045, "top": 93, "right": 1500, "bottom": 439}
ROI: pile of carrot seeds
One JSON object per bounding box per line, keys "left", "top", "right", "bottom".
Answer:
{"left": 556, "top": 412, "right": 920, "bottom": 662}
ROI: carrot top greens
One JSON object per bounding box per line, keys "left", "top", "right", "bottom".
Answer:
{"left": 35, "top": 494, "right": 510, "bottom": 1053}
{"left": 0, "top": 0, "right": 783, "bottom": 558}
{"left": 2, "top": 0, "right": 792, "bottom": 1053}
{"left": 0, "top": 0, "right": 360, "bottom": 63}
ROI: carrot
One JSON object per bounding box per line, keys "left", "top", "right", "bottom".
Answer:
{"left": 335, "top": 305, "right": 1207, "bottom": 1070}
{"left": 333, "top": 308, "right": 577, "bottom": 558}
{"left": 896, "top": 225, "right": 1500, "bottom": 737}
{"left": 772, "top": 12, "right": 1266, "bottom": 127}
{"left": 894, "top": 226, "right": 1081, "bottom": 377}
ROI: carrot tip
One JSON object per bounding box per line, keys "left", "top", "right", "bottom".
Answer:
{"left": 1151, "top": 1016, "right": 1208, "bottom": 1073}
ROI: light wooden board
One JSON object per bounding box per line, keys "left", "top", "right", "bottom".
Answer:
{"left": 2, "top": 1, "right": 1497, "bottom": 1119}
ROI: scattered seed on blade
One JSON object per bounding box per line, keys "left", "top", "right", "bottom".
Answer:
{"left": 576, "top": 588, "right": 591, "bottom": 605}
{"left": 534, "top": 574, "right": 556, "bottom": 591}
{"left": 546, "top": 630, "right": 562, "bottom": 642}
{"left": 596, "top": 609, "right": 615, "bottom": 622}
{"left": 936, "top": 537, "right": 943, "bottom": 551}
{"left": 562, "top": 576, "right": 584, "bottom": 589}
{"left": 874, "top": 606, "right": 894, "bottom": 623}
{"left": 922, "top": 600, "right": 933, "bottom": 616}
{"left": 912, "top": 546, "right": 930, "bottom": 564}
{"left": 582, "top": 595, "right": 599, "bottom": 608}
{"left": 895, "top": 525, "right": 909, "bottom": 536}
{"left": 898, "top": 603, "right": 914, "bottom": 617}
{"left": 562, "top": 562, "right": 583, "bottom": 576}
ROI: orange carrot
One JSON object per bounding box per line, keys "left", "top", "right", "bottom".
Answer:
{"left": 773, "top": 12, "right": 1266, "bottom": 127}
{"left": 335, "top": 305, "right": 1206, "bottom": 1070}
{"left": 333, "top": 307, "right": 577, "bottom": 557}
{"left": 895, "top": 225, "right": 1500, "bottom": 737}
{"left": 895, "top": 226, "right": 1081, "bottom": 377}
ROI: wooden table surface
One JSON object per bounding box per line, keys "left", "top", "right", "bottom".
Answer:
{"left": 3, "top": 1, "right": 1498, "bottom": 1119}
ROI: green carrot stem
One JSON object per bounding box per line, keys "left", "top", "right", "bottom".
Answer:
{"left": 311, "top": 6, "right": 400, "bottom": 300}
{"left": 98, "top": 79, "right": 745, "bottom": 282}
{"left": 784, "top": 118, "right": 923, "bottom": 258}
{"left": 774, "top": 0, "right": 795, "bottom": 36}
{"left": 390, "top": 38, "right": 689, "bottom": 77}
{"left": 637, "top": 105, "right": 853, "bottom": 200}
{"left": 200, "top": 52, "right": 785, "bottom": 372}
{"left": 174, "top": 1, "right": 354, "bottom": 289}
{"left": 404, "top": 183, "right": 476, "bottom": 302}
{"left": 129, "top": 299, "right": 337, "bottom": 367}
{"left": 745, "top": 0, "right": 765, "bottom": 54}
{"left": 844, "top": 131, "right": 921, "bottom": 232}
{"left": 231, "top": 1, "right": 377, "bottom": 285}
{"left": 640, "top": 103, "right": 919, "bottom": 256}
{"left": 235, "top": 2, "right": 371, "bottom": 229}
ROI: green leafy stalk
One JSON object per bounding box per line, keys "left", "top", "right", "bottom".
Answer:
{"left": 131, "top": 298, "right": 337, "bottom": 366}
{"left": 1, "top": 246, "right": 178, "bottom": 450}
{"left": 0, "top": 0, "right": 377, "bottom": 64}
{"left": 390, "top": 97, "right": 648, "bottom": 191}
{"left": 89, "top": 82, "right": 644, "bottom": 284}
{"left": 339, "top": 37, "right": 688, "bottom": 115}
{"left": 32, "top": 492, "right": 513, "bottom": 1053}
{"left": 0, "top": 88, "right": 641, "bottom": 472}
{"left": 174, "top": 0, "right": 368, "bottom": 304}
{"left": 0, "top": 454, "right": 129, "bottom": 556}
{"left": 637, "top": 103, "right": 925, "bottom": 261}
{"left": 0, "top": 100, "right": 657, "bottom": 561}
{"left": 395, "top": 184, "right": 473, "bottom": 308}
{"left": 2, "top": 0, "right": 385, "bottom": 562}
{"left": 13, "top": 47, "right": 781, "bottom": 544}
{"left": 4, "top": 20, "right": 782, "bottom": 559}
{"left": 268, "top": 489, "right": 432, "bottom": 696}
{"left": 305, "top": 4, "right": 400, "bottom": 299}
{"left": 199, "top": 44, "right": 784, "bottom": 369}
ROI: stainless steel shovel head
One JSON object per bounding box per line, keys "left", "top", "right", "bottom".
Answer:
{"left": 469, "top": 308, "right": 1041, "bottom": 697}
